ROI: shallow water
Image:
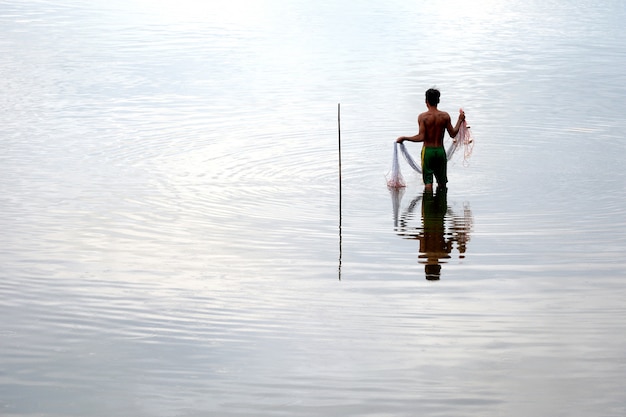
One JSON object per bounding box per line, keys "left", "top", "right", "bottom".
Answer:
{"left": 2, "top": 1, "right": 626, "bottom": 416}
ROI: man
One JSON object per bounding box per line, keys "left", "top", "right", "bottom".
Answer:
{"left": 397, "top": 88, "right": 465, "bottom": 191}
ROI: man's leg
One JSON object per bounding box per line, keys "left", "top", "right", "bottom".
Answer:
{"left": 421, "top": 147, "right": 434, "bottom": 191}
{"left": 433, "top": 148, "right": 448, "bottom": 188}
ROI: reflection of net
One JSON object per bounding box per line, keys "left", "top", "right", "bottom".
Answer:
{"left": 450, "top": 202, "right": 473, "bottom": 258}
{"left": 387, "top": 114, "right": 475, "bottom": 188}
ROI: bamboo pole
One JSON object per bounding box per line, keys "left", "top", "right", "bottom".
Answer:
{"left": 338, "top": 103, "right": 342, "bottom": 280}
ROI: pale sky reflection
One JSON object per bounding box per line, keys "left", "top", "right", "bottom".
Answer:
{"left": 130, "top": 0, "right": 273, "bottom": 28}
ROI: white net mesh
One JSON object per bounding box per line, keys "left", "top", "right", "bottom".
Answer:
{"left": 386, "top": 141, "right": 406, "bottom": 188}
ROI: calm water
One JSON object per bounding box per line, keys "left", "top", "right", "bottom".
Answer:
{"left": 2, "top": 1, "right": 626, "bottom": 416}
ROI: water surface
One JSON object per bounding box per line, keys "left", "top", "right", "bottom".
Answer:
{"left": 2, "top": 1, "right": 626, "bottom": 416}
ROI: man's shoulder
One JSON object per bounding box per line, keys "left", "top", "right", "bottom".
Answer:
{"left": 422, "top": 109, "right": 450, "bottom": 117}
{"left": 436, "top": 110, "right": 451, "bottom": 122}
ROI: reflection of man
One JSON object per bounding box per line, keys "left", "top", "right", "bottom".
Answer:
{"left": 393, "top": 187, "right": 471, "bottom": 280}
{"left": 419, "top": 187, "right": 451, "bottom": 280}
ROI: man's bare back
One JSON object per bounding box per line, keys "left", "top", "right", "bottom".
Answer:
{"left": 397, "top": 104, "right": 463, "bottom": 146}
{"left": 418, "top": 109, "right": 455, "bottom": 148}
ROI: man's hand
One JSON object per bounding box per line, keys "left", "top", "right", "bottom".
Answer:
{"left": 396, "top": 136, "right": 405, "bottom": 143}
{"left": 458, "top": 108, "right": 466, "bottom": 122}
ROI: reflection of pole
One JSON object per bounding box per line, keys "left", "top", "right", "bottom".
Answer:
{"left": 338, "top": 103, "right": 342, "bottom": 280}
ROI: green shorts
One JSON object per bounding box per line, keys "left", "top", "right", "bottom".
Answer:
{"left": 421, "top": 146, "right": 447, "bottom": 186}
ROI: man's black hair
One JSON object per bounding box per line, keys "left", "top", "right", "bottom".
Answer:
{"left": 425, "top": 88, "right": 440, "bottom": 106}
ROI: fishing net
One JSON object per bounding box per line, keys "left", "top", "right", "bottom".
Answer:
{"left": 388, "top": 111, "right": 475, "bottom": 187}
{"left": 453, "top": 117, "right": 474, "bottom": 166}
{"left": 399, "top": 141, "right": 422, "bottom": 173}
{"left": 386, "top": 141, "right": 406, "bottom": 188}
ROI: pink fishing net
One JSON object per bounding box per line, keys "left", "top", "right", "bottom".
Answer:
{"left": 454, "top": 117, "right": 475, "bottom": 166}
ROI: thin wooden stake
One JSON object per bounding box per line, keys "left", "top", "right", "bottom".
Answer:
{"left": 338, "top": 103, "right": 342, "bottom": 280}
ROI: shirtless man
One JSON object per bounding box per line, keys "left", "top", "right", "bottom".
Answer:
{"left": 397, "top": 88, "right": 465, "bottom": 191}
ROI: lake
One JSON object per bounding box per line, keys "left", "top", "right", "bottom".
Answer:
{"left": 2, "top": 1, "right": 626, "bottom": 416}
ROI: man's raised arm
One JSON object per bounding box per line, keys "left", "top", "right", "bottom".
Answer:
{"left": 447, "top": 109, "right": 465, "bottom": 138}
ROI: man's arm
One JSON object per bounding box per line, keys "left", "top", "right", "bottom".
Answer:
{"left": 446, "top": 109, "right": 465, "bottom": 138}
{"left": 397, "top": 115, "right": 425, "bottom": 143}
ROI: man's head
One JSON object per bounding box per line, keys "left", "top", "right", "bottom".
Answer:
{"left": 425, "top": 88, "right": 440, "bottom": 107}
{"left": 424, "top": 263, "right": 441, "bottom": 280}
